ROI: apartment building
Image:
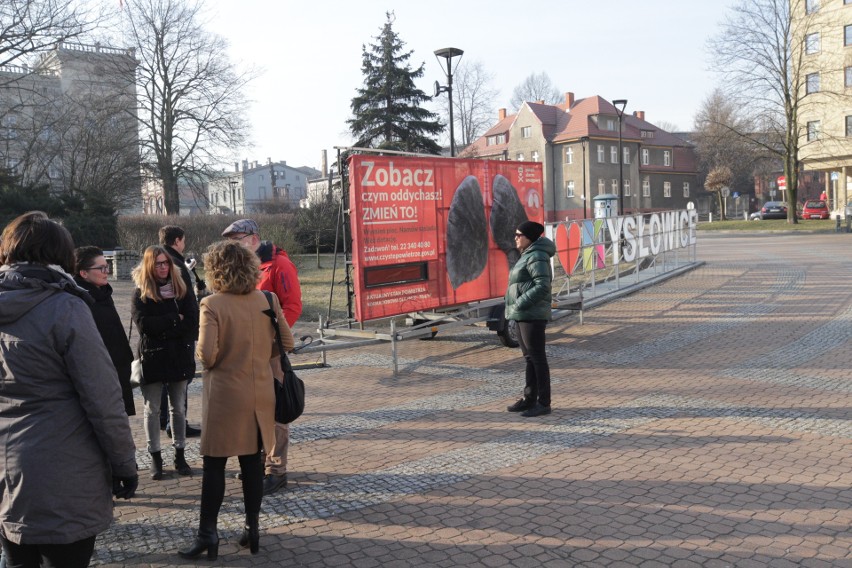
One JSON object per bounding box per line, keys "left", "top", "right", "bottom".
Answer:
{"left": 0, "top": 42, "right": 140, "bottom": 211}
{"left": 461, "top": 93, "right": 700, "bottom": 222}
{"left": 795, "top": 0, "right": 852, "bottom": 210}
{"left": 208, "top": 159, "right": 320, "bottom": 214}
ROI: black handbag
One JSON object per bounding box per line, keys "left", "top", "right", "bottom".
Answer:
{"left": 261, "top": 291, "right": 305, "bottom": 424}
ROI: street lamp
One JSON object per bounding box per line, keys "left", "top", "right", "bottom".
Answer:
{"left": 580, "top": 136, "right": 589, "bottom": 219}
{"left": 434, "top": 47, "right": 464, "bottom": 157}
{"left": 229, "top": 180, "right": 238, "bottom": 214}
{"left": 612, "top": 99, "right": 628, "bottom": 215}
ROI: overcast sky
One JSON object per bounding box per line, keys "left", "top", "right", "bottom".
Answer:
{"left": 203, "top": 0, "right": 733, "bottom": 171}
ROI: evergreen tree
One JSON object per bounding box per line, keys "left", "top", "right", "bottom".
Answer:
{"left": 348, "top": 12, "right": 442, "bottom": 155}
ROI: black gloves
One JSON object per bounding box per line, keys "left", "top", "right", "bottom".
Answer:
{"left": 112, "top": 474, "right": 139, "bottom": 499}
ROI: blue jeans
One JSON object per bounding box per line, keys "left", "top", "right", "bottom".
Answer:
{"left": 141, "top": 380, "right": 187, "bottom": 452}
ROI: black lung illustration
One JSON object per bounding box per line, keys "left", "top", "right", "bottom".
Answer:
{"left": 490, "top": 174, "right": 528, "bottom": 269}
{"left": 446, "top": 176, "right": 488, "bottom": 289}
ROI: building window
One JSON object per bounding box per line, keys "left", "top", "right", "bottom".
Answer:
{"left": 806, "top": 72, "right": 820, "bottom": 94}
{"left": 496, "top": 133, "right": 506, "bottom": 144}
{"left": 683, "top": 182, "right": 690, "bottom": 197}
{"left": 486, "top": 136, "right": 496, "bottom": 146}
{"left": 806, "top": 33, "right": 820, "bottom": 54}
{"left": 606, "top": 118, "right": 615, "bottom": 130}
{"left": 598, "top": 178, "right": 605, "bottom": 195}
{"left": 664, "top": 181, "right": 671, "bottom": 197}
{"left": 610, "top": 146, "right": 618, "bottom": 163}
{"left": 597, "top": 145, "right": 605, "bottom": 163}
{"left": 846, "top": 67, "right": 852, "bottom": 88}
{"left": 6, "top": 159, "right": 19, "bottom": 175}
{"left": 516, "top": 153, "right": 524, "bottom": 160}
{"left": 566, "top": 180, "right": 575, "bottom": 197}
{"left": 847, "top": 116, "right": 852, "bottom": 137}
{"left": 48, "top": 164, "right": 61, "bottom": 179}
{"left": 642, "top": 179, "right": 650, "bottom": 197}
{"left": 640, "top": 130, "right": 655, "bottom": 139}
{"left": 565, "top": 147, "right": 573, "bottom": 164}
{"left": 531, "top": 151, "right": 539, "bottom": 162}
{"left": 663, "top": 150, "right": 671, "bottom": 166}
{"left": 641, "top": 148, "right": 649, "bottom": 165}
{"left": 846, "top": 25, "right": 852, "bottom": 46}
{"left": 522, "top": 126, "right": 531, "bottom": 138}
{"left": 807, "top": 120, "right": 820, "bottom": 141}
{"left": 624, "top": 180, "right": 631, "bottom": 197}
{"left": 623, "top": 147, "right": 630, "bottom": 164}
{"left": 806, "top": 0, "right": 818, "bottom": 13}
{"left": 611, "top": 179, "right": 618, "bottom": 194}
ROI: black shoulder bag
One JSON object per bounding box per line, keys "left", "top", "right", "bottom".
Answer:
{"left": 261, "top": 291, "right": 305, "bottom": 424}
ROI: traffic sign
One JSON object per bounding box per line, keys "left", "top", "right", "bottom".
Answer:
{"left": 831, "top": 172, "right": 839, "bottom": 181}
{"left": 777, "top": 176, "right": 786, "bottom": 190}
{"left": 733, "top": 192, "right": 740, "bottom": 199}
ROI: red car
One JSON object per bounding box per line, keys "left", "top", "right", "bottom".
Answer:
{"left": 802, "top": 200, "right": 830, "bottom": 219}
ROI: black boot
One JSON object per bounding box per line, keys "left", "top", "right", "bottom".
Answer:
{"left": 178, "top": 527, "right": 219, "bottom": 561}
{"left": 150, "top": 451, "right": 163, "bottom": 480}
{"left": 238, "top": 515, "right": 260, "bottom": 554}
{"left": 174, "top": 448, "right": 192, "bottom": 476}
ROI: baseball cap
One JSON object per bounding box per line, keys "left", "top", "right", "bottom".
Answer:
{"left": 221, "top": 219, "right": 259, "bottom": 237}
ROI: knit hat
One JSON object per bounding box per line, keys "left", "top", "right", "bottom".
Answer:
{"left": 221, "top": 218, "right": 259, "bottom": 237}
{"left": 516, "top": 221, "right": 544, "bottom": 241}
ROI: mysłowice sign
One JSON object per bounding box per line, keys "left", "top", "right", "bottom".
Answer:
{"left": 349, "top": 155, "right": 545, "bottom": 321}
{"left": 552, "top": 210, "right": 698, "bottom": 275}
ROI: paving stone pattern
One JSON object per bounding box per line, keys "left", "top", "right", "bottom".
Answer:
{"left": 96, "top": 233, "right": 851, "bottom": 567}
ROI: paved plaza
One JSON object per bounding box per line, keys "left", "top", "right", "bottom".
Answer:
{"left": 95, "top": 232, "right": 850, "bottom": 567}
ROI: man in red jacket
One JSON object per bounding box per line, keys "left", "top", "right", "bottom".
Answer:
{"left": 222, "top": 219, "right": 301, "bottom": 495}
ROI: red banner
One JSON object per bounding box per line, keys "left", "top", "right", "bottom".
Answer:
{"left": 349, "top": 155, "right": 544, "bottom": 321}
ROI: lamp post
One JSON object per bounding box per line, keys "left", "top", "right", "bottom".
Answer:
{"left": 229, "top": 180, "right": 238, "bottom": 214}
{"left": 434, "top": 47, "right": 464, "bottom": 157}
{"left": 580, "top": 136, "right": 589, "bottom": 219}
{"left": 612, "top": 99, "right": 628, "bottom": 215}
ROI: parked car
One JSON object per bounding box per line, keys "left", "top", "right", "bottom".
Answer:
{"left": 759, "top": 201, "right": 788, "bottom": 220}
{"left": 801, "top": 200, "right": 830, "bottom": 219}
{"left": 749, "top": 210, "right": 762, "bottom": 220}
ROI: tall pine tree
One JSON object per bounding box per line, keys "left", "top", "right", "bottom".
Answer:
{"left": 348, "top": 12, "right": 442, "bottom": 155}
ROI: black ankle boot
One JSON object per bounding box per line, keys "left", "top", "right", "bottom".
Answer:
{"left": 178, "top": 528, "right": 219, "bottom": 560}
{"left": 150, "top": 451, "right": 163, "bottom": 480}
{"left": 174, "top": 448, "right": 192, "bottom": 476}
{"left": 238, "top": 521, "right": 259, "bottom": 554}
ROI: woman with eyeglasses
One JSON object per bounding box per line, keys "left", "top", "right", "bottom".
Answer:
{"left": 504, "top": 221, "right": 556, "bottom": 418}
{"left": 74, "top": 246, "right": 136, "bottom": 416}
{"left": 131, "top": 246, "right": 198, "bottom": 480}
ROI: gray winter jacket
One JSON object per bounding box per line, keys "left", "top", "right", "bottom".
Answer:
{"left": 0, "top": 264, "right": 136, "bottom": 545}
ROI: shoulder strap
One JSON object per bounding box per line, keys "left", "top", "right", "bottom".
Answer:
{"left": 262, "top": 290, "right": 287, "bottom": 362}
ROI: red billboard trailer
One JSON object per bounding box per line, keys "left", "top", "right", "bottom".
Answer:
{"left": 349, "top": 155, "right": 545, "bottom": 321}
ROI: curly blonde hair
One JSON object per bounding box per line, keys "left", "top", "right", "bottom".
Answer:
{"left": 203, "top": 240, "right": 260, "bottom": 294}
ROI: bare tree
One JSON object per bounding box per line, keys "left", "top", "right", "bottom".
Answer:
{"left": 692, "top": 89, "right": 768, "bottom": 212}
{"left": 435, "top": 60, "right": 498, "bottom": 148}
{"left": 709, "top": 0, "right": 820, "bottom": 224}
{"left": 0, "top": 0, "right": 95, "bottom": 73}
{"left": 297, "top": 183, "right": 341, "bottom": 269}
{"left": 509, "top": 72, "right": 561, "bottom": 110}
{"left": 119, "top": 0, "right": 253, "bottom": 215}
{"left": 704, "top": 165, "right": 734, "bottom": 221}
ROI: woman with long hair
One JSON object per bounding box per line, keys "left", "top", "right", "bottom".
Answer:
{"left": 0, "top": 212, "right": 137, "bottom": 568}
{"left": 131, "top": 245, "right": 198, "bottom": 480}
{"left": 179, "top": 241, "right": 292, "bottom": 560}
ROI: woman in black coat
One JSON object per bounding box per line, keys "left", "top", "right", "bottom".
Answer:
{"left": 131, "top": 246, "right": 198, "bottom": 480}
{"left": 74, "top": 246, "right": 136, "bottom": 416}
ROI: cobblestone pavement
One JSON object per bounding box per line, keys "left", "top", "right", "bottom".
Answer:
{"left": 95, "top": 232, "right": 851, "bottom": 567}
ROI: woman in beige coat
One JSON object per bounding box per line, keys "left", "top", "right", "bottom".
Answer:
{"left": 179, "top": 241, "right": 293, "bottom": 560}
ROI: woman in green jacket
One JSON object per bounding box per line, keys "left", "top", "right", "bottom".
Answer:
{"left": 504, "top": 221, "right": 556, "bottom": 417}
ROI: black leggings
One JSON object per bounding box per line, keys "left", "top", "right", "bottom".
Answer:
{"left": 517, "top": 320, "right": 551, "bottom": 407}
{"left": 199, "top": 451, "right": 263, "bottom": 531}
{"left": 1, "top": 535, "right": 95, "bottom": 568}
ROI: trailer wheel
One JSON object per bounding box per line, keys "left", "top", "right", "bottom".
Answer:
{"left": 497, "top": 319, "right": 519, "bottom": 348}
